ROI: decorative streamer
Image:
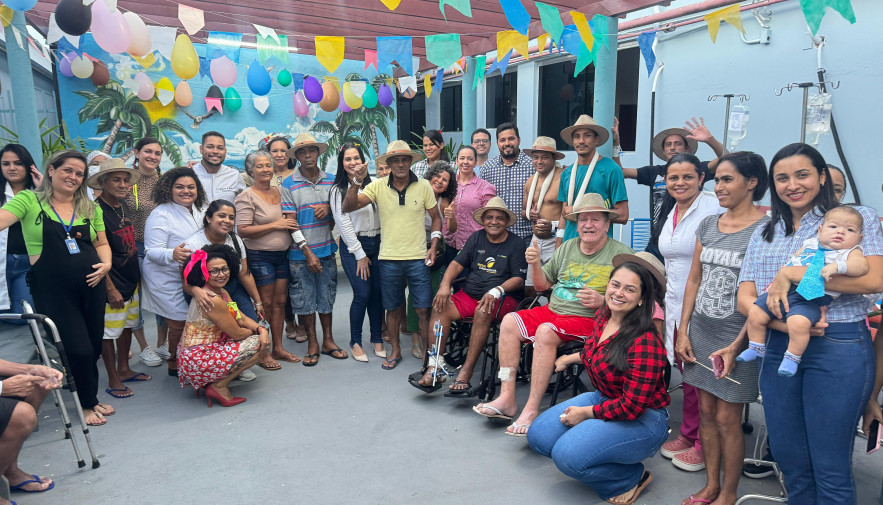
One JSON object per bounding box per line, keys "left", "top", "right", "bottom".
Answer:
{"left": 257, "top": 33, "right": 289, "bottom": 65}
{"left": 536, "top": 2, "right": 564, "bottom": 43}
{"left": 800, "top": 0, "right": 855, "bottom": 35}
{"left": 377, "top": 36, "right": 413, "bottom": 75}
{"left": 364, "top": 50, "right": 378, "bottom": 71}
{"left": 570, "top": 11, "right": 594, "bottom": 51}
{"left": 704, "top": 4, "right": 746, "bottom": 43}
{"left": 497, "top": 30, "right": 529, "bottom": 60}
{"left": 207, "top": 31, "right": 243, "bottom": 63}
{"left": 440, "top": 0, "right": 472, "bottom": 20}
{"left": 498, "top": 0, "right": 531, "bottom": 35}
{"left": 486, "top": 50, "right": 512, "bottom": 77}
{"left": 315, "top": 36, "right": 345, "bottom": 73}
{"left": 425, "top": 33, "right": 462, "bottom": 68}
{"left": 177, "top": 4, "right": 205, "bottom": 35}
{"left": 637, "top": 31, "right": 656, "bottom": 77}
{"left": 252, "top": 24, "right": 280, "bottom": 44}
{"left": 379, "top": 0, "right": 403, "bottom": 10}
{"left": 434, "top": 68, "right": 445, "bottom": 95}
{"left": 424, "top": 73, "right": 433, "bottom": 98}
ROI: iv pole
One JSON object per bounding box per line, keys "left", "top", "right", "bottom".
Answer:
{"left": 773, "top": 81, "right": 839, "bottom": 143}
{"left": 707, "top": 94, "right": 749, "bottom": 149}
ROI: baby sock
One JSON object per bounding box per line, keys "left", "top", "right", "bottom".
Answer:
{"left": 736, "top": 342, "right": 766, "bottom": 362}
{"left": 778, "top": 352, "right": 801, "bottom": 377}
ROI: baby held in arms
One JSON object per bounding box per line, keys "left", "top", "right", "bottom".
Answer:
{"left": 739, "top": 206, "right": 869, "bottom": 377}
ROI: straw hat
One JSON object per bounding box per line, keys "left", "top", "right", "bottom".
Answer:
{"left": 376, "top": 140, "right": 421, "bottom": 166}
{"left": 473, "top": 196, "right": 518, "bottom": 227}
{"left": 613, "top": 251, "right": 667, "bottom": 294}
{"left": 522, "top": 136, "right": 565, "bottom": 160}
{"left": 86, "top": 158, "right": 141, "bottom": 189}
{"left": 286, "top": 133, "right": 328, "bottom": 159}
{"left": 565, "top": 193, "right": 620, "bottom": 221}
{"left": 652, "top": 128, "right": 698, "bottom": 161}
{"left": 560, "top": 114, "right": 610, "bottom": 147}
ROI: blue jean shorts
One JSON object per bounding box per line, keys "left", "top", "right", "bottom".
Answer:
{"left": 755, "top": 286, "right": 832, "bottom": 325}
{"left": 379, "top": 259, "right": 432, "bottom": 311}
{"left": 248, "top": 249, "right": 289, "bottom": 287}
{"left": 289, "top": 255, "right": 337, "bottom": 315}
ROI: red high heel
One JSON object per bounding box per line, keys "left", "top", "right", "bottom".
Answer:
{"left": 204, "top": 385, "right": 246, "bottom": 408}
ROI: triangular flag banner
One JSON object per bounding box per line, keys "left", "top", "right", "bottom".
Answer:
{"left": 207, "top": 31, "right": 243, "bottom": 63}
{"left": 536, "top": 2, "right": 565, "bottom": 43}
{"left": 254, "top": 95, "right": 270, "bottom": 114}
{"left": 198, "top": 57, "right": 211, "bottom": 80}
{"left": 205, "top": 97, "right": 223, "bottom": 114}
{"left": 537, "top": 33, "right": 550, "bottom": 54}
{"left": 365, "top": 50, "right": 378, "bottom": 71}
{"left": 46, "top": 13, "right": 63, "bottom": 44}
{"left": 0, "top": 6, "right": 14, "bottom": 28}
{"left": 157, "top": 87, "right": 174, "bottom": 106}
{"left": 800, "top": 0, "right": 855, "bottom": 35}
{"left": 591, "top": 14, "right": 611, "bottom": 50}
{"left": 574, "top": 40, "right": 595, "bottom": 76}
{"left": 253, "top": 24, "right": 280, "bottom": 44}
{"left": 315, "top": 36, "right": 345, "bottom": 73}
{"left": 149, "top": 26, "right": 177, "bottom": 61}
{"left": 424, "top": 73, "right": 434, "bottom": 98}
{"left": 570, "top": 11, "right": 594, "bottom": 51}
{"left": 379, "top": 0, "right": 402, "bottom": 10}
{"left": 560, "top": 24, "right": 582, "bottom": 56}
{"left": 350, "top": 80, "right": 367, "bottom": 98}
{"left": 472, "top": 54, "right": 486, "bottom": 90}
{"left": 434, "top": 68, "right": 445, "bottom": 95}
{"left": 292, "top": 72, "right": 305, "bottom": 91}
{"left": 178, "top": 4, "right": 205, "bottom": 35}
{"left": 440, "top": 0, "right": 472, "bottom": 20}
{"left": 498, "top": 0, "right": 531, "bottom": 36}
{"left": 257, "top": 34, "right": 289, "bottom": 65}
{"left": 12, "top": 27, "right": 24, "bottom": 50}
{"left": 425, "top": 33, "right": 462, "bottom": 68}
{"left": 134, "top": 53, "right": 157, "bottom": 69}
{"left": 497, "top": 30, "right": 529, "bottom": 60}
{"left": 486, "top": 50, "right": 513, "bottom": 77}
{"left": 704, "top": 4, "right": 746, "bottom": 43}
{"left": 637, "top": 31, "right": 656, "bottom": 77}
{"left": 398, "top": 75, "right": 417, "bottom": 94}
{"left": 377, "top": 36, "right": 414, "bottom": 75}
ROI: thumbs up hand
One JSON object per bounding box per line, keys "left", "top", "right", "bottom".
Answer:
{"left": 525, "top": 238, "right": 541, "bottom": 265}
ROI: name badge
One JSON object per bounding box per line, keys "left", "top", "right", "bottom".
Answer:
{"left": 65, "top": 238, "right": 80, "bottom": 254}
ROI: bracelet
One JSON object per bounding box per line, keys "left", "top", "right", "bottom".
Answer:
{"left": 430, "top": 231, "right": 443, "bottom": 240}
{"left": 353, "top": 177, "right": 363, "bottom": 187}
{"left": 255, "top": 302, "right": 263, "bottom": 306}
{"left": 555, "top": 229, "right": 565, "bottom": 238}
{"left": 612, "top": 145, "right": 623, "bottom": 157}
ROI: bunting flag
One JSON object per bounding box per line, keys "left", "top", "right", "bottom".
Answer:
{"left": 292, "top": 72, "right": 305, "bottom": 90}
{"left": 207, "top": 31, "right": 243, "bottom": 63}
{"left": 149, "top": 26, "right": 177, "bottom": 61}
{"left": 536, "top": 33, "right": 551, "bottom": 55}
{"left": 440, "top": 0, "right": 472, "bottom": 20}
{"left": 704, "top": 4, "right": 746, "bottom": 43}
{"left": 570, "top": 11, "right": 594, "bottom": 51}
{"left": 377, "top": 36, "right": 413, "bottom": 75}
{"left": 800, "top": 0, "right": 855, "bottom": 34}
{"left": 364, "top": 50, "right": 378, "bottom": 71}
{"left": 637, "top": 31, "right": 656, "bottom": 77}
{"left": 424, "top": 73, "right": 434, "bottom": 98}
{"left": 253, "top": 24, "right": 280, "bottom": 44}
{"left": 486, "top": 50, "right": 512, "bottom": 77}
{"left": 472, "top": 54, "right": 486, "bottom": 89}
{"left": 46, "top": 13, "right": 63, "bottom": 44}
{"left": 379, "top": 0, "right": 403, "bottom": 10}
{"left": 398, "top": 75, "right": 417, "bottom": 96}
{"left": 198, "top": 57, "right": 211, "bottom": 79}
{"left": 497, "top": 30, "right": 529, "bottom": 60}
{"left": 561, "top": 24, "right": 596, "bottom": 76}
{"left": 254, "top": 95, "right": 270, "bottom": 114}
{"left": 134, "top": 53, "right": 157, "bottom": 69}
{"left": 536, "top": 2, "right": 564, "bottom": 43}
{"left": 205, "top": 96, "right": 223, "bottom": 114}
{"left": 425, "top": 33, "right": 462, "bottom": 68}
{"left": 498, "top": 0, "right": 531, "bottom": 35}
{"left": 315, "top": 36, "right": 345, "bottom": 73}
{"left": 257, "top": 33, "right": 289, "bottom": 65}
{"left": 0, "top": 6, "right": 12, "bottom": 28}
{"left": 178, "top": 4, "right": 205, "bottom": 35}
{"left": 434, "top": 68, "right": 445, "bottom": 95}
{"left": 592, "top": 14, "right": 612, "bottom": 49}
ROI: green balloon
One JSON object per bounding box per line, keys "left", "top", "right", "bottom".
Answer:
{"left": 277, "top": 69, "right": 292, "bottom": 87}
{"left": 362, "top": 84, "right": 378, "bottom": 108}
{"left": 225, "top": 87, "right": 242, "bottom": 111}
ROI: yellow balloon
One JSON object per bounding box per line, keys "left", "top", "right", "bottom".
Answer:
{"left": 319, "top": 80, "right": 340, "bottom": 112}
{"left": 342, "top": 82, "right": 362, "bottom": 109}
{"left": 171, "top": 34, "right": 199, "bottom": 80}
{"left": 175, "top": 80, "right": 193, "bottom": 107}
{"left": 155, "top": 77, "right": 175, "bottom": 106}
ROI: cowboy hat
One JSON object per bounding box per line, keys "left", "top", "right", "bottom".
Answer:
{"left": 522, "top": 136, "right": 565, "bottom": 160}
{"left": 612, "top": 251, "right": 667, "bottom": 294}
{"left": 652, "top": 128, "right": 698, "bottom": 161}
{"left": 473, "top": 196, "right": 518, "bottom": 227}
{"left": 286, "top": 133, "right": 329, "bottom": 159}
{"left": 560, "top": 115, "right": 610, "bottom": 147}
{"left": 376, "top": 140, "right": 422, "bottom": 166}
{"left": 565, "top": 193, "right": 620, "bottom": 221}
{"left": 86, "top": 158, "right": 141, "bottom": 189}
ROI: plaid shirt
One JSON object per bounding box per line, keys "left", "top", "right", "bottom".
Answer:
{"left": 581, "top": 310, "right": 670, "bottom": 421}
{"left": 738, "top": 205, "right": 883, "bottom": 322}
{"left": 478, "top": 151, "right": 534, "bottom": 239}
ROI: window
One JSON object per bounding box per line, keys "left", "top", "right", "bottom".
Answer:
{"left": 485, "top": 71, "right": 517, "bottom": 128}
{"left": 440, "top": 82, "right": 462, "bottom": 132}
{"left": 397, "top": 89, "right": 426, "bottom": 144}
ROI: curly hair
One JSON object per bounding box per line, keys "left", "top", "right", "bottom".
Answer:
{"left": 151, "top": 166, "right": 207, "bottom": 209}
{"left": 185, "top": 243, "right": 240, "bottom": 288}
{"left": 423, "top": 160, "right": 457, "bottom": 202}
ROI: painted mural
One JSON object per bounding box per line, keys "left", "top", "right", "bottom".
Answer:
{"left": 55, "top": 35, "right": 395, "bottom": 173}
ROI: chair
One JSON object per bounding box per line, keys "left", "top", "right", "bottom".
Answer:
{"left": 547, "top": 340, "right": 593, "bottom": 407}
{"left": 735, "top": 396, "right": 788, "bottom": 504}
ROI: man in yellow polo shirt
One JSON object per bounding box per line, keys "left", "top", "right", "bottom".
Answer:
{"left": 343, "top": 140, "right": 442, "bottom": 369}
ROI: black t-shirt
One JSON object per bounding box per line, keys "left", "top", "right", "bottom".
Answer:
{"left": 97, "top": 198, "right": 140, "bottom": 301}
{"left": 636, "top": 161, "right": 713, "bottom": 231}
{"left": 455, "top": 230, "right": 527, "bottom": 300}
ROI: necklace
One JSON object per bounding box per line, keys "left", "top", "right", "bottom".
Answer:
{"left": 100, "top": 196, "right": 126, "bottom": 222}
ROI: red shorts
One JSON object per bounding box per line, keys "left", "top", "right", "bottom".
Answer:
{"left": 510, "top": 304, "right": 595, "bottom": 343}
{"left": 451, "top": 290, "right": 519, "bottom": 322}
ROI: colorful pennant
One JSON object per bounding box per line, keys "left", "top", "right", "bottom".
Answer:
{"left": 536, "top": 2, "right": 564, "bottom": 43}
{"left": 497, "top": 30, "right": 529, "bottom": 60}
{"left": 252, "top": 24, "right": 280, "bottom": 44}
{"left": 637, "top": 31, "right": 656, "bottom": 77}
{"left": 472, "top": 54, "right": 486, "bottom": 90}
{"left": 440, "top": 0, "right": 472, "bottom": 20}
{"left": 149, "top": 26, "right": 177, "bottom": 61}
{"left": 434, "top": 68, "right": 445, "bottom": 95}
{"left": 379, "top": 0, "right": 402, "bottom": 10}
{"left": 207, "top": 31, "right": 243, "bottom": 63}
{"left": 704, "top": 4, "right": 746, "bottom": 43}
{"left": 800, "top": 0, "right": 855, "bottom": 34}
{"left": 377, "top": 36, "right": 413, "bottom": 75}
{"left": 570, "top": 11, "right": 594, "bottom": 51}
{"left": 486, "top": 50, "right": 512, "bottom": 77}
{"left": 257, "top": 33, "right": 289, "bottom": 65}
{"left": 424, "top": 73, "right": 434, "bottom": 98}
{"left": 365, "top": 50, "right": 378, "bottom": 71}
{"left": 425, "top": 33, "right": 462, "bottom": 68}
{"left": 498, "top": 0, "right": 531, "bottom": 36}
{"left": 315, "top": 36, "right": 344, "bottom": 73}
{"left": 178, "top": 4, "right": 205, "bottom": 35}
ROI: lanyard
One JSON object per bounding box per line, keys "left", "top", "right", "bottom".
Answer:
{"left": 50, "top": 205, "right": 76, "bottom": 238}
{"left": 133, "top": 184, "right": 140, "bottom": 210}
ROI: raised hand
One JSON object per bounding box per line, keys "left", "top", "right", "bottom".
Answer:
{"left": 684, "top": 116, "right": 713, "bottom": 143}
{"left": 612, "top": 116, "right": 621, "bottom": 145}
{"left": 525, "top": 238, "right": 542, "bottom": 265}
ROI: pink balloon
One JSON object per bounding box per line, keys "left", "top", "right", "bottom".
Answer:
{"left": 293, "top": 90, "right": 310, "bottom": 117}
{"left": 59, "top": 52, "right": 76, "bottom": 77}
{"left": 339, "top": 90, "right": 351, "bottom": 112}
{"left": 210, "top": 56, "right": 237, "bottom": 88}
{"left": 134, "top": 72, "right": 154, "bottom": 101}
{"left": 378, "top": 83, "right": 394, "bottom": 107}
{"left": 91, "top": 1, "right": 131, "bottom": 54}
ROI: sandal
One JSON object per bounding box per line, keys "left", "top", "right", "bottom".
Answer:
{"left": 504, "top": 422, "right": 530, "bottom": 437}
{"left": 681, "top": 495, "right": 714, "bottom": 505}
{"left": 408, "top": 371, "right": 443, "bottom": 393}
{"left": 302, "top": 353, "right": 319, "bottom": 367}
{"left": 105, "top": 387, "right": 133, "bottom": 399}
{"left": 381, "top": 357, "right": 402, "bottom": 370}
{"left": 84, "top": 409, "right": 106, "bottom": 426}
{"left": 472, "top": 403, "right": 514, "bottom": 421}
{"left": 444, "top": 380, "right": 473, "bottom": 397}
{"left": 9, "top": 474, "right": 54, "bottom": 493}
{"left": 94, "top": 403, "right": 115, "bottom": 416}
{"left": 258, "top": 360, "right": 282, "bottom": 371}
{"left": 321, "top": 348, "right": 348, "bottom": 360}
{"left": 272, "top": 352, "right": 301, "bottom": 363}
{"left": 607, "top": 471, "right": 652, "bottom": 505}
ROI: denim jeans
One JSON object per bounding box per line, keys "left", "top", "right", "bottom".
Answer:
{"left": 527, "top": 391, "right": 669, "bottom": 500}
{"left": 339, "top": 236, "right": 383, "bottom": 347}
{"left": 760, "top": 321, "right": 875, "bottom": 505}
{"left": 378, "top": 259, "right": 432, "bottom": 311}
{"left": 0, "top": 254, "right": 34, "bottom": 324}
{"left": 226, "top": 277, "right": 258, "bottom": 321}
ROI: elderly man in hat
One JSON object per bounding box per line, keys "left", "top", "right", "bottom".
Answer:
{"left": 344, "top": 140, "right": 442, "bottom": 370}
{"left": 474, "top": 193, "right": 634, "bottom": 436}
{"left": 281, "top": 133, "right": 346, "bottom": 366}
{"left": 556, "top": 115, "right": 629, "bottom": 247}
{"left": 192, "top": 131, "right": 246, "bottom": 202}
{"left": 522, "top": 137, "right": 564, "bottom": 298}
{"left": 478, "top": 122, "right": 535, "bottom": 244}
{"left": 409, "top": 197, "right": 527, "bottom": 394}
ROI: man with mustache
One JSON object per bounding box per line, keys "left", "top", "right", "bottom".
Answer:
{"left": 192, "top": 131, "right": 246, "bottom": 203}
{"left": 478, "top": 123, "right": 534, "bottom": 244}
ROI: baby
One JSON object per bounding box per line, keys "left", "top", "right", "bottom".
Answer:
{"left": 739, "top": 206, "right": 869, "bottom": 377}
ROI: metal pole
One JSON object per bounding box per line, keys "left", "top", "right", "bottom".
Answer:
{"left": 800, "top": 85, "right": 809, "bottom": 143}
{"left": 4, "top": 11, "right": 43, "bottom": 168}
{"left": 722, "top": 95, "right": 732, "bottom": 150}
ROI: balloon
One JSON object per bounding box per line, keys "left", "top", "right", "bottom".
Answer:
{"left": 90, "top": 61, "right": 110, "bottom": 86}
{"left": 319, "top": 81, "right": 340, "bottom": 112}
{"left": 225, "top": 87, "right": 242, "bottom": 112}
{"left": 135, "top": 72, "right": 155, "bottom": 100}
{"left": 59, "top": 52, "right": 76, "bottom": 78}
{"left": 362, "top": 85, "right": 379, "bottom": 108}
{"left": 277, "top": 69, "right": 292, "bottom": 87}
{"left": 378, "top": 83, "right": 394, "bottom": 107}
{"left": 70, "top": 55, "right": 94, "bottom": 78}
{"left": 91, "top": 1, "right": 131, "bottom": 54}
{"left": 55, "top": 0, "right": 92, "bottom": 36}
{"left": 206, "top": 85, "right": 223, "bottom": 100}
{"left": 4, "top": 0, "right": 37, "bottom": 12}
{"left": 155, "top": 77, "right": 175, "bottom": 106}
{"left": 171, "top": 35, "right": 199, "bottom": 80}
{"left": 246, "top": 61, "right": 272, "bottom": 96}
{"left": 175, "top": 80, "right": 193, "bottom": 107}
{"left": 210, "top": 56, "right": 237, "bottom": 88}
{"left": 339, "top": 91, "right": 352, "bottom": 113}
{"left": 303, "top": 76, "right": 323, "bottom": 103}
{"left": 123, "top": 12, "right": 152, "bottom": 57}
{"left": 342, "top": 82, "right": 362, "bottom": 109}
{"left": 293, "top": 90, "right": 310, "bottom": 117}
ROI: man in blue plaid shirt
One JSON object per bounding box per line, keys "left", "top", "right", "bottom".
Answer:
{"left": 478, "top": 123, "right": 534, "bottom": 244}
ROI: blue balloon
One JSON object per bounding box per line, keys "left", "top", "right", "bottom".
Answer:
{"left": 5, "top": 0, "right": 37, "bottom": 12}
{"left": 247, "top": 61, "right": 272, "bottom": 96}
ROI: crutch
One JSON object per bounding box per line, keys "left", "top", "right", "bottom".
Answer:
{"left": 431, "top": 320, "right": 445, "bottom": 387}
{"left": 22, "top": 301, "right": 100, "bottom": 468}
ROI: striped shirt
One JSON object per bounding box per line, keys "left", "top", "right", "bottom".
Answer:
{"left": 478, "top": 151, "right": 534, "bottom": 239}
{"left": 280, "top": 169, "right": 337, "bottom": 261}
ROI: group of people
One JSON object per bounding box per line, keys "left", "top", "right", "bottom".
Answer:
{"left": 1, "top": 109, "right": 882, "bottom": 505}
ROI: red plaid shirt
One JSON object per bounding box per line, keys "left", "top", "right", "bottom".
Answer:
{"left": 581, "top": 311, "right": 670, "bottom": 421}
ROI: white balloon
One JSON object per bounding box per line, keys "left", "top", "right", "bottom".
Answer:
{"left": 123, "top": 12, "right": 152, "bottom": 57}
{"left": 71, "top": 55, "right": 94, "bottom": 78}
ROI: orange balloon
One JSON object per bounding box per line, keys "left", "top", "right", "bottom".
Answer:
{"left": 319, "top": 80, "right": 340, "bottom": 112}
{"left": 175, "top": 80, "right": 193, "bottom": 107}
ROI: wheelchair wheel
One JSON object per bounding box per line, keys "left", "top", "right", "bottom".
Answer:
{"left": 443, "top": 321, "right": 470, "bottom": 368}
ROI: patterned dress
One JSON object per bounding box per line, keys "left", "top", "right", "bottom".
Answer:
{"left": 177, "top": 291, "right": 260, "bottom": 390}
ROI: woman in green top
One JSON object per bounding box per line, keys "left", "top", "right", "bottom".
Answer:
{"left": 0, "top": 150, "right": 113, "bottom": 426}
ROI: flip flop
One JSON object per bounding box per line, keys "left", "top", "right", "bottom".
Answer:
{"left": 321, "top": 348, "right": 348, "bottom": 360}
{"left": 504, "top": 422, "right": 530, "bottom": 437}
{"left": 302, "top": 353, "right": 319, "bottom": 367}
{"left": 681, "top": 495, "right": 713, "bottom": 505}
{"left": 607, "top": 471, "right": 652, "bottom": 505}
{"left": 257, "top": 361, "right": 282, "bottom": 371}
{"left": 121, "top": 372, "right": 151, "bottom": 382}
{"left": 444, "top": 380, "right": 473, "bottom": 397}
{"left": 381, "top": 357, "right": 402, "bottom": 370}
{"left": 472, "top": 403, "right": 514, "bottom": 421}
{"left": 105, "top": 387, "right": 133, "bottom": 399}
{"left": 273, "top": 354, "right": 301, "bottom": 363}
{"left": 10, "top": 474, "right": 54, "bottom": 493}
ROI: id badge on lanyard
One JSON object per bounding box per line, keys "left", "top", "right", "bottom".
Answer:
{"left": 51, "top": 205, "right": 80, "bottom": 255}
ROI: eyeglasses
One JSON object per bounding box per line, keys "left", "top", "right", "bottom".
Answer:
{"left": 472, "top": 139, "right": 490, "bottom": 145}
{"left": 209, "top": 267, "right": 230, "bottom": 276}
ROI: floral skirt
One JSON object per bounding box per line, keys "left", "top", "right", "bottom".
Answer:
{"left": 177, "top": 334, "right": 260, "bottom": 389}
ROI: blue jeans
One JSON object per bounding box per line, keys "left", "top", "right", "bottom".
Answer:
{"left": 527, "top": 392, "right": 669, "bottom": 500}
{"left": 339, "top": 236, "right": 383, "bottom": 347}
{"left": 379, "top": 259, "right": 432, "bottom": 311}
{"left": 0, "top": 254, "right": 34, "bottom": 324}
{"left": 226, "top": 278, "right": 258, "bottom": 321}
{"left": 760, "top": 321, "right": 875, "bottom": 505}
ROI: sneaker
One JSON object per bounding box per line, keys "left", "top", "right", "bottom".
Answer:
{"left": 235, "top": 369, "right": 257, "bottom": 382}
{"left": 154, "top": 345, "right": 171, "bottom": 360}
{"left": 660, "top": 435, "right": 693, "bottom": 459}
{"left": 672, "top": 446, "right": 706, "bottom": 472}
{"left": 139, "top": 346, "right": 163, "bottom": 367}
{"left": 742, "top": 452, "right": 776, "bottom": 479}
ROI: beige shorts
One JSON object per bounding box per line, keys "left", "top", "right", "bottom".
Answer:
{"left": 525, "top": 235, "right": 557, "bottom": 287}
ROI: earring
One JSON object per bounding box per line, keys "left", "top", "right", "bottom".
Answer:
{"left": 638, "top": 301, "right": 643, "bottom": 306}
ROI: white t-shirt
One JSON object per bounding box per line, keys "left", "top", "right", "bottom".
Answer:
{"left": 184, "top": 229, "right": 246, "bottom": 261}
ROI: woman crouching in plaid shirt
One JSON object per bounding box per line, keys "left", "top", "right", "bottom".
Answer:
{"left": 527, "top": 260, "right": 670, "bottom": 505}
